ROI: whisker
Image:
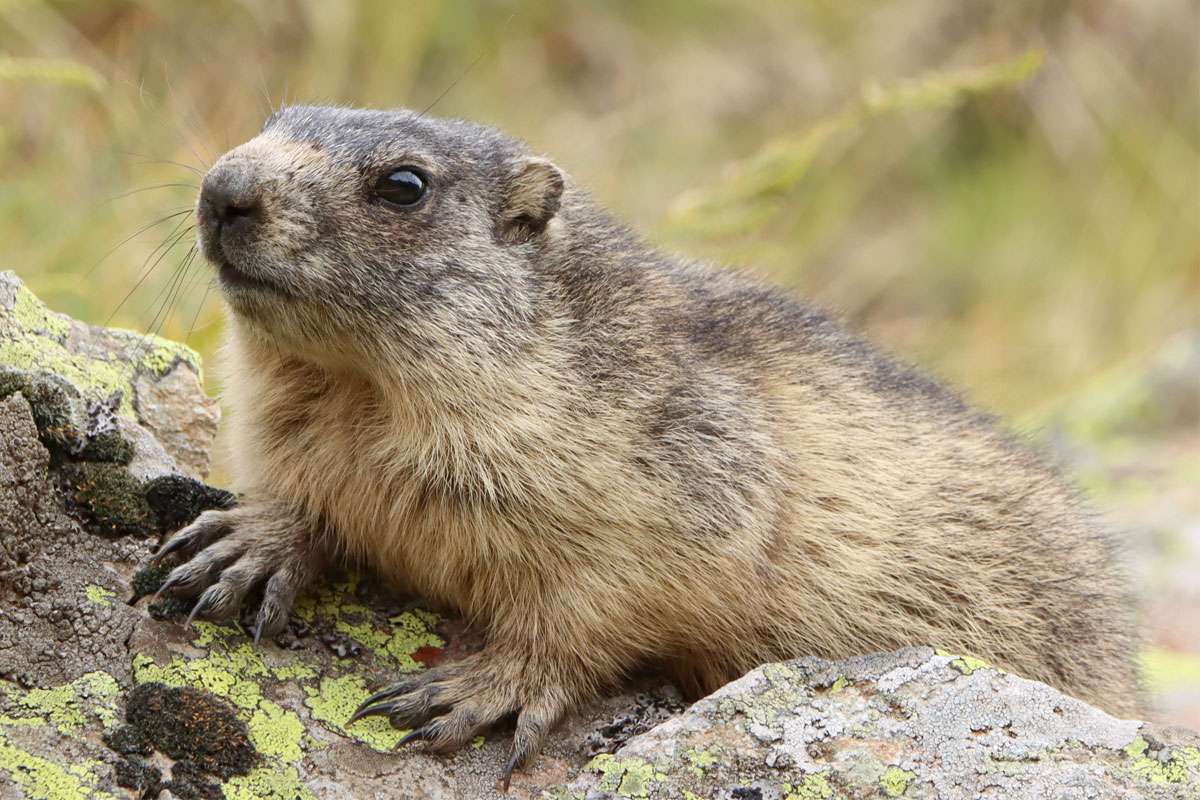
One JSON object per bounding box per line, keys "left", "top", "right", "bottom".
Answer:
{"left": 162, "top": 67, "right": 214, "bottom": 170}
{"left": 121, "top": 152, "right": 205, "bottom": 177}
{"left": 107, "top": 183, "right": 199, "bottom": 202}
{"left": 105, "top": 222, "right": 194, "bottom": 325}
{"left": 186, "top": 279, "right": 216, "bottom": 343}
{"left": 145, "top": 242, "right": 198, "bottom": 340}
{"left": 419, "top": 10, "right": 519, "bottom": 119}
{"left": 85, "top": 207, "right": 192, "bottom": 278}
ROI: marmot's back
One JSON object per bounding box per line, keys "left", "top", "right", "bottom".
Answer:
{"left": 539, "top": 238, "right": 1138, "bottom": 711}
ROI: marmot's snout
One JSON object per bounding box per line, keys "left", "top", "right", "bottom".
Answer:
{"left": 195, "top": 141, "right": 320, "bottom": 299}
{"left": 197, "top": 164, "right": 269, "bottom": 285}
{"left": 199, "top": 166, "right": 263, "bottom": 243}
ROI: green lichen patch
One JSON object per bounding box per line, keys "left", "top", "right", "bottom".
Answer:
{"left": 304, "top": 674, "right": 407, "bottom": 751}
{"left": 586, "top": 754, "right": 662, "bottom": 798}
{"left": 785, "top": 773, "right": 835, "bottom": 800}
{"left": 124, "top": 577, "right": 449, "bottom": 793}
{"left": 717, "top": 661, "right": 809, "bottom": 729}
{"left": 684, "top": 745, "right": 719, "bottom": 777}
{"left": 935, "top": 649, "right": 992, "bottom": 675}
{"left": 84, "top": 584, "right": 116, "bottom": 607}
{"left": 3, "top": 671, "right": 120, "bottom": 735}
{"left": 880, "top": 765, "right": 917, "bottom": 796}
{"left": 249, "top": 700, "right": 306, "bottom": 761}
{"left": 132, "top": 627, "right": 270, "bottom": 710}
{"left": 293, "top": 579, "right": 443, "bottom": 672}
{"left": 10, "top": 284, "right": 73, "bottom": 339}
{"left": 1123, "top": 735, "right": 1200, "bottom": 786}
{"left": 224, "top": 764, "right": 318, "bottom": 800}
{"left": 128, "top": 622, "right": 320, "bottom": 796}
{"left": 0, "top": 274, "right": 201, "bottom": 419}
{"left": 0, "top": 731, "right": 117, "bottom": 800}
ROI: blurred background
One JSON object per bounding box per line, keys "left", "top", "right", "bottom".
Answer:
{"left": 1, "top": 0, "right": 1197, "bottom": 727}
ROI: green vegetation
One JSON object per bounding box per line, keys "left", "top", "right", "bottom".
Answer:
{"left": 0, "top": 1, "right": 1193, "bottom": 421}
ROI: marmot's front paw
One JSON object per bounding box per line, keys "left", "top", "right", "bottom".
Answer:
{"left": 152, "top": 505, "right": 323, "bottom": 641}
{"left": 348, "top": 649, "right": 571, "bottom": 789}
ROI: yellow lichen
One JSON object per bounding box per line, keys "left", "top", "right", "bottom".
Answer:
{"left": 223, "top": 764, "right": 317, "bottom": 800}
{"left": 0, "top": 732, "right": 117, "bottom": 800}
{"left": 0, "top": 278, "right": 201, "bottom": 417}
{"left": 785, "top": 773, "right": 834, "bottom": 800}
{"left": 935, "top": 649, "right": 992, "bottom": 675}
{"left": 9, "top": 671, "right": 120, "bottom": 734}
{"left": 880, "top": 765, "right": 916, "bottom": 797}
{"left": 1124, "top": 735, "right": 1200, "bottom": 786}
{"left": 304, "top": 674, "right": 407, "bottom": 751}
{"left": 587, "top": 753, "right": 658, "bottom": 798}
{"left": 84, "top": 584, "right": 116, "bottom": 607}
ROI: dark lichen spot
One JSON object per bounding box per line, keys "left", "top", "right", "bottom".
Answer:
{"left": 106, "top": 682, "right": 257, "bottom": 797}
{"left": 148, "top": 595, "right": 192, "bottom": 620}
{"left": 103, "top": 723, "right": 153, "bottom": 757}
{"left": 731, "top": 789, "right": 763, "bottom": 800}
{"left": 163, "top": 760, "right": 224, "bottom": 800}
{"left": 112, "top": 755, "right": 162, "bottom": 798}
{"left": 584, "top": 689, "right": 685, "bottom": 756}
{"left": 321, "top": 630, "right": 364, "bottom": 659}
{"left": 144, "top": 474, "right": 236, "bottom": 533}
{"left": 130, "top": 561, "right": 192, "bottom": 619}
{"left": 130, "top": 561, "right": 173, "bottom": 603}
{"left": 76, "top": 428, "right": 135, "bottom": 463}
{"left": 60, "top": 461, "right": 158, "bottom": 537}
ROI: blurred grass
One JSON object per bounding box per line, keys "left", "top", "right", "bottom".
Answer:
{"left": 0, "top": 0, "right": 1196, "bottom": 420}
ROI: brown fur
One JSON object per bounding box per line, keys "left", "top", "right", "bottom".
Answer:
{"left": 158, "top": 106, "right": 1139, "bottom": 774}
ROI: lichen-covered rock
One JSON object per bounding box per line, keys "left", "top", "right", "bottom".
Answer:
{"left": 2, "top": 278, "right": 1197, "bottom": 799}
{"left": 0, "top": 393, "right": 145, "bottom": 687}
{"left": 562, "top": 647, "right": 1200, "bottom": 799}
{"left": 0, "top": 271, "right": 217, "bottom": 479}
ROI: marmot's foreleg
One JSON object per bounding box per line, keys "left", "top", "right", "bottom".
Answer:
{"left": 154, "top": 502, "right": 327, "bottom": 641}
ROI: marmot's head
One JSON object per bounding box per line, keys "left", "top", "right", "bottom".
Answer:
{"left": 196, "top": 105, "right": 565, "bottom": 373}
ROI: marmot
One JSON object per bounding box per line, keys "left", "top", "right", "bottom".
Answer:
{"left": 155, "top": 105, "right": 1139, "bottom": 781}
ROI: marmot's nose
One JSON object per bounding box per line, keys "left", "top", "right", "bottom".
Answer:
{"left": 200, "top": 168, "right": 263, "bottom": 231}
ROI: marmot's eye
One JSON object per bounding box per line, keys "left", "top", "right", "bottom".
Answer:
{"left": 374, "top": 168, "right": 427, "bottom": 207}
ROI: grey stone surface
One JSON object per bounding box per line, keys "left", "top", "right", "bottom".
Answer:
{"left": 562, "top": 647, "right": 1200, "bottom": 799}
{"left": 0, "top": 393, "right": 144, "bottom": 687}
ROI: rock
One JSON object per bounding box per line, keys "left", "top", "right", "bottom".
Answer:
{"left": 0, "top": 393, "right": 145, "bottom": 687}
{"left": 2, "top": 278, "right": 1197, "bottom": 799}
{"left": 562, "top": 647, "right": 1200, "bottom": 799}
{"left": 0, "top": 271, "right": 218, "bottom": 479}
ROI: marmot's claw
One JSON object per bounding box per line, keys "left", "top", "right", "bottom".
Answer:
{"left": 500, "top": 753, "right": 520, "bottom": 792}
{"left": 348, "top": 682, "right": 443, "bottom": 728}
{"left": 153, "top": 509, "right": 234, "bottom": 563}
{"left": 350, "top": 654, "right": 565, "bottom": 789}
{"left": 392, "top": 726, "right": 432, "bottom": 750}
{"left": 150, "top": 505, "right": 321, "bottom": 635}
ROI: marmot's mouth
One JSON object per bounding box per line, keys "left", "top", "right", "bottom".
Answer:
{"left": 217, "top": 259, "right": 288, "bottom": 296}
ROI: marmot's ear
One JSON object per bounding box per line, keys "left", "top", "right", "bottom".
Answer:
{"left": 496, "top": 157, "right": 564, "bottom": 244}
